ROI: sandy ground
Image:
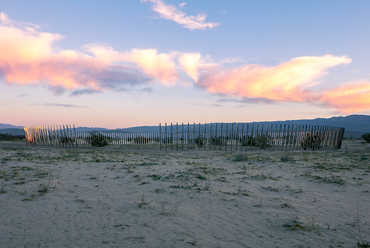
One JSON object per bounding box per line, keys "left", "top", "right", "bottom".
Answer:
{"left": 0, "top": 140, "right": 369, "bottom": 248}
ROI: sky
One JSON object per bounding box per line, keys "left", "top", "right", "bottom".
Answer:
{"left": 1, "top": 0, "right": 370, "bottom": 128}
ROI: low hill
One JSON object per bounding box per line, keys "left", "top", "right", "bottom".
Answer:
{"left": 0, "top": 124, "right": 23, "bottom": 129}
{"left": 1, "top": 115, "right": 369, "bottom": 139}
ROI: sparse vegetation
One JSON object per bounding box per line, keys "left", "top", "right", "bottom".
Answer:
{"left": 194, "top": 136, "right": 203, "bottom": 147}
{"left": 283, "top": 219, "right": 321, "bottom": 234}
{"left": 240, "top": 134, "right": 271, "bottom": 148}
{"left": 85, "top": 132, "right": 109, "bottom": 147}
{"left": 209, "top": 136, "right": 225, "bottom": 146}
{"left": 60, "top": 136, "right": 75, "bottom": 146}
{"left": 0, "top": 133, "right": 24, "bottom": 141}
{"left": 1, "top": 139, "right": 369, "bottom": 247}
{"left": 362, "top": 133, "right": 370, "bottom": 143}
{"left": 301, "top": 133, "right": 323, "bottom": 150}
{"left": 233, "top": 153, "right": 248, "bottom": 162}
{"left": 280, "top": 155, "right": 290, "bottom": 162}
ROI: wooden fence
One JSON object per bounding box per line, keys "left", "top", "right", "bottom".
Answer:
{"left": 23, "top": 123, "right": 345, "bottom": 151}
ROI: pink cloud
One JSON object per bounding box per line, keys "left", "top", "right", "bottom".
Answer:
{"left": 142, "top": 0, "right": 220, "bottom": 31}
{"left": 0, "top": 13, "right": 177, "bottom": 95}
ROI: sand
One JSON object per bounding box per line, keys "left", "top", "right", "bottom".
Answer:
{"left": 0, "top": 140, "right": 369, "bottom": 247}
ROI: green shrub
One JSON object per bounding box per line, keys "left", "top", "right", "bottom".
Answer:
{"left": 233, "top": 153, "right": 248, "bottom": 162}
{"left": 280, "top": 155, "right": 290, "bottom": 162}
{"left": 362, "top": 133, "right": 370, "bottom": 143}
{"left": 240, "top": 134, "right": 271, "bottom": 149}
{"left": 0, "top": 133, "right": 24, "bottom": 141}
{"left": 210, "top": 136, "right": 225, "bottom": 146}
{"left": 195, "top": 136, "right": 203, "bottom": 147}
{"left": 60, "top": 136, "right": 75, "bottom": 145}
{"left": 301, "top": 133, "right": 322, "bottom": 150}
{"left": 86, "top": 132, "right": 109, "bottom": 147}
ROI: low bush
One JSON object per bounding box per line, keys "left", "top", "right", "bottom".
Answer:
{"left": 280, "top": 155, "right": 290, "bottom": 162}
{"left": 362, "top": 133, "right": 370, "bottom": 143}
{"left": 209, "top": 136, "right": 226, "bottom": 146}
{"left": 301, "top": 133, "right": 322, "bottom": 150}
{"left": 233, "top": 153, "right": 248, "bottom": 162}
{"left": 0, "top": 133, "right": 25, "bottom": 141}
{"left": 240, "top": 134, "right": 271, "bottom": 149}
{"left": 194, "top": 136, "right": 203, "bottom": 147}
{"left": 60, "top": 136, "right": 75, "bottom": 145}
{"left": 85, "top": 132, "right": 109, "bottom": 147}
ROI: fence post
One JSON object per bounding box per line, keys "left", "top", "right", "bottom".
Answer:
{"left": 256, "top": 124, "right": 259, "bottom": 150}
{"left": 176, "top": 123, "right": 178, "bottom": 151}
{"left": 193, "top": 123, "right": 195, "bottom": 150}
{"left": 159, "top": 123, "right": 162, "bottom": 151}
{"left": 209, "top": 123, "right": 212, "bottom": 151}
{"left": 171, "top": 123, "right": 173, "bottom": 150}
{"left": 198, "top": 123, "right": 201, "bottom": 150}
{"left": 246, "top": 124, "right": 249, "bottom": 151}
{"left": 204, "top": 123, "right": 206, "bottom": 151}
{"left": 187, "top": 123, "right": 190, "bottom": 151}
{"left": 236, "top": 123, "right": 239, "bottom": 152}
{"left": 337, "top": 128, "right": 345, "bottom": 149}
{"left": 182, "top": 123, "right": 184, "bottom": 151}
{"left": 220, "top": 122, "right": 223, "bottom": 151}
{"left": 231, "top": 123, "right": 234, "bottom": 151}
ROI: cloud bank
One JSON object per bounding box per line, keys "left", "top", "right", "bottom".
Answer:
{"left": 0, "top": 13, "right": 176, "bottom": 95}
{"left": 1, "top": 13, "right": 370, "bottom": 113}
{"left": 141, "top": 0, "right": 220, "bottom": 31}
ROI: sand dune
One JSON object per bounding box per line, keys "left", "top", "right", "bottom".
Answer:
{"left": 0, "top": 140, "right": 369, "bottom": 247}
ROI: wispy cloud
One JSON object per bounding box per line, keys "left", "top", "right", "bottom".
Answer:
{"left": 218, "top": 97, "right": 277, "bottom": 104}
{"left": 70, "top": 88, "right": 100, "bottom": 96}
{"left": 30, "top": 103, "right": 89, "bottom": 108}
{"left": 141, "top": 0, "right": 220, "bottom": 31}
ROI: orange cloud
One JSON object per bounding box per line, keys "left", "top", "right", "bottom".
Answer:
{"left": 320, "top": 81, "right": 370, "bottom": 113}
{"left": 192, "top": 55, "right": 351, "bottom": 103}
{"left": 142, "top": 0, "right": 220, "bottom": 31}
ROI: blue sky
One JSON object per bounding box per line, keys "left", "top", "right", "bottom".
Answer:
{"left": 1, "top": 0, "right": 369, "bottom": 128}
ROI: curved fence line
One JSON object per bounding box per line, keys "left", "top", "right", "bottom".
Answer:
{"left": 23, "top": 123, "right": 345, "bottom": 151}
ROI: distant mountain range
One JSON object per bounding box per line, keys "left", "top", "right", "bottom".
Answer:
{"left": 1, "top": 114, "right": 369, "bottom": 138}
{"left": 0, "top": 123, "right": 23, "bottom": 129}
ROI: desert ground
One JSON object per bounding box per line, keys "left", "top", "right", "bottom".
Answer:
{"left": 0, "top": 140, "right": 369, "bottom": 248}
